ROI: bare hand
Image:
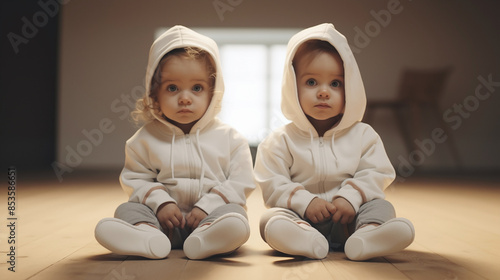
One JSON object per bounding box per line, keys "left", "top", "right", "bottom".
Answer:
{"left": 305, "top": 197, "right": 336, "bottom": 224}
{"left": 331, "top": 197, "right": 355, "bottom": 224}
{"left": 156, "top": 202, "right": 185, "bottom": 233}
{"left": 185, "top": 207, "right": 208, "bottom": 230}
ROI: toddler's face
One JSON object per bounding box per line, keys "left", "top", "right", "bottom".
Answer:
{"left": 157, "top": 56, "right": 212, "bottom": 130}
{"left": 295, "top": 51, "right": 345, "bottom": 123}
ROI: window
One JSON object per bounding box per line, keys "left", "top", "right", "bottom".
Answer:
{"left": 156, "top": 28, "right": 299, "bottom": 145}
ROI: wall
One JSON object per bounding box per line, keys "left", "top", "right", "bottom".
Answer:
{"left": 55, "top": 0, "right": 500, "bottom": 179}
{"left": 1, "top": 1, "right": 58, "bottom": 172}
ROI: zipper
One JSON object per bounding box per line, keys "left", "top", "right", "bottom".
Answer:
{"left": 185, "top": 134, "right": 196, "bottom": 179}
{"left": 184, "top": 134, "right": 198, "bottom": 204}
{"left": 318, "top": 137, "right": 327, "bottom": 199}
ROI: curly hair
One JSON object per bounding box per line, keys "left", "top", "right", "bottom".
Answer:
{"left": 131, "top": 47, "right": 217, "bottom": 125}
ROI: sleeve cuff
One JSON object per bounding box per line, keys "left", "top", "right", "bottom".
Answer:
{"left": 290, "top": 189, "right": 318, "bottom": 218}
{"left": 334, "top": 186, "right": 363, "bottom": 212}
{"left": 143, "top": 188, "right": 176, "bottom": 214}
{"left": 195, "top": 192, "right": 227, "bottom": 215}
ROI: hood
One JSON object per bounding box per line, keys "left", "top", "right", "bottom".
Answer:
{"left": 281, "top": 23, "right": 366, "bottom": 136}
{"left": 144, "top": 25, "right": 224, "bottom": 134}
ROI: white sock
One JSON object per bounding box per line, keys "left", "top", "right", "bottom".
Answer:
{"left": 264, "top": 215, "right": 329, "bottom": 259}
{"left": 183, "top": 213, "right": 250, "bottom": 260}
{"left": 95, "top": 218, "right": 171, "bottom": 259}
{"left": 344, "top": 217, "right": 415, "bottom": 261}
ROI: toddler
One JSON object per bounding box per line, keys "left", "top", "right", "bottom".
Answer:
{"left": 95, "top": 25, "right": 255, "bottom": 260}
{"left": 255, "top": 23, "right": 414, "bottom": 260}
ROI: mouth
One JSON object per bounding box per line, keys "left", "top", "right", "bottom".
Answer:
{"left": 178, "top": 109, "right": 193, "bottom": 113}
{"left": 314, "top": 103, "right": 331, "bottom": 109}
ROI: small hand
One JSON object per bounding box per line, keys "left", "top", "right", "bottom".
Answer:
{"left": 305, "top": 197, "right": 336, "bottom": 224}
{"left": 156, "top": 202, "right": 185, "bottom": 233}
{"left": 185, "top": 207, "right": 208, "bottom": 230}
{"left": 331, "top": 197, "right": 355, "bottom": 224}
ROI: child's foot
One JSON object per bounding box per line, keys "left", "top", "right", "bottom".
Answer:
{"left": 264, "top": 215, "right": 329, "bottom": 259}
{"left": 95, "top": 218, "right": 171, "bottom": 259}
{"left": 344, "top": 217, "right": 414, "bottom": 261}
{"left": 183, "top": 213, "right": 250, "bottom": 259}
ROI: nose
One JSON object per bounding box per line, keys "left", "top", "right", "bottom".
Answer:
{"left": 317, "top": 87, "right": 330, "bottom": 99}
{"left": 178, "top": 90, "right": 192, "bottom": 105}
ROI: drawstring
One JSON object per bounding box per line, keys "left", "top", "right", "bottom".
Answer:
{"left": 309, "top": 128, "right": 315, "bottom": 148}
{"left": 308, "top": 128, "right": 317, "bottom": 173}
{"left": 195, "top": 128, "right": 206, "bottom": 198}
{"left": 170, "top": 129, "right": 176, "bottom": 179}
{"left": 330, "top": 133, "right": 337, "bottom": 161}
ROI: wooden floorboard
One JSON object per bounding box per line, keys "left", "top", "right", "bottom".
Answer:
{"left": 1, "top": 172, "right": 499, "bottom": 279}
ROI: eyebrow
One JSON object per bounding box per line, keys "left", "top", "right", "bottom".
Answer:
{"left": 300, "top": 73, "right": 344, "bottom": 79}
{"left": 161, "top": 79, "right": 210, "bottom": 84}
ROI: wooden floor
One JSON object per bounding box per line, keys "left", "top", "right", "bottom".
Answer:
{"left": 1, "top": 170, "right": 499, "bottom": 280}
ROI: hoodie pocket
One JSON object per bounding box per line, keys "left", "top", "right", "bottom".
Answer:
{"left": 164, "top": 178, "right": 200, "bottom": 212}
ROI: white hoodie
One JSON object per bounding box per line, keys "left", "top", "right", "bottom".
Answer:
{"left": 254, "top": 23, "right": 395, "bottom": 218}
{"left": 120, "top": 26, "right": 255, "bottom": 215}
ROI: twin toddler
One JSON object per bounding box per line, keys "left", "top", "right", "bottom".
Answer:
{"left": 95, "top": 23, "right": 414, "bottom": 261}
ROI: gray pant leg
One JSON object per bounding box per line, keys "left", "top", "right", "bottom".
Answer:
{"left": 198, "top": 203, "right": 248, "bottom": 225}
{"left": 114, "top": 202, "right": 162, "bottom": 229}
{"left": 114, "top": 202, "right": 188, "bottom": 249}
{"left": 355, "top": 199, "right": 396, "bottom": 230}
{"left": 259, "top": 207, "right": 303, "bottom": 242}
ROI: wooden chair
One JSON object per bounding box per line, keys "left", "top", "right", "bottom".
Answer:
{"left": 364, "top": 67, "right": 461, "bottom": 168}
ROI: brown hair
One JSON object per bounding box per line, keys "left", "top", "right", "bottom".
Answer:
{"left": 292, "top": 39, "right": 341, "bottom": 68}
{"left": 131, "top": 47, "right": 216, "bottom": 124}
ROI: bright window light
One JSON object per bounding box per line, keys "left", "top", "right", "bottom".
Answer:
{"left": 155, "top": 28, "right": 298, "bottom": 145}
{"left": 219, "top": 44, "right": 267, "bottom": 144}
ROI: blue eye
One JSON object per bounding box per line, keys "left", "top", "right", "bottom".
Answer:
{"left": 192, "top": 84, "right": 203, "bottom": 92}
{"left": 306, "top": 79, "right": 316, "bottom": 86}
{"left": 167, "top": 85, "right": 178, "bottom": 92}
{"left": 331, "top": 80, "right": 342, "bottom": 87}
